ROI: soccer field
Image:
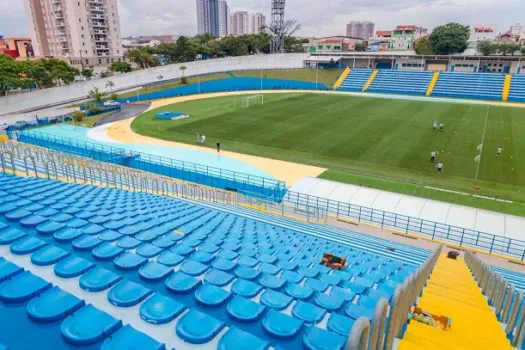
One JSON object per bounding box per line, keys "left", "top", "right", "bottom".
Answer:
{"left": 132, "top": 93, "right": 525, "bottom": 215}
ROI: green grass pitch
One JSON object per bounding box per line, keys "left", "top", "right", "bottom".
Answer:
{"left": 132, "top": 93, "right": 525, "bottom": 216}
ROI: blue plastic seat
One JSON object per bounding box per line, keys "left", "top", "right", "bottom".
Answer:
{"left": 226, "top": 295, "right": 266, "bottom": 322}
{"left": 82, "top": 223, "right": 105, "bottom": 235}
{"left": 139, "top": 262, "right": 173, "bottom": 281}
{"left": 72, "top": 235, "right": 102, "bottom": 250}
{"left": 92, "top": 242, "right": 124, "bottom": 260}
{"left": 327, "top": 313, "right": 356, "bottom": 337}
{"left": 305, "top": 278, "right": 329, "bottom": 293}
{"left": 61, "top": 305, "right": 122, "bottom": 345}
{"left": 98, "top": 230, "right": 123, "bottom": 242}
{"left": 116, "top": 236, "right": 142, "bottom": 250}
{"left": 282, "top": 270, "right": 304, "bottom": 284}
{"left": 343, "top": 281, "right": 367, "bottom": 294}
{"left": 176, "top": 310, "right": 225, "bottom": 344}
{"left": 54, "top": 256, "right": 95, "bottom": 278}
{"left": 259, "top": 274, "right": 285, "bottom": 290}
{"left": 165, "top": 271, "right": 201, "bottom": 294}
{"left": 30, "top": 246, "right": 70, "bottom": 266}
{"left": 260, "top": 289, "right": 293, "bottom": 311}
{"left": 67, "top": 218, "right": 89, "bottom": 229}
{"left": 180, "top": 260, "right": 209, "bottom": 276}
{"left": 258, "top": 254, "right": 277, "bottom": 264}
{"left": 204, "top": 269, "right": 234, "bottom": 287}
{"left": 353, "top": 277, "right": 375, "bottom": 288}
{"left": 320, "top": 274, "right": 343, "bottom": 286}
{"left": 157, "top": 251, "right": 185, "bottom": 267}
{"left": 80, "top": 267, "right": 123, "bottom": 292}
{"left": 217, "top": 249, "right": 239, "bottom": 260}
{"left": 136, "top": 243, "right": 164, "bottom": 258}
{"left": 199, "top": 243, "right": 220, "bottom": 254}
{"left": 260, "top": 263, "right": 281, "bottom": 275}
{"left": 10, "top": 236, "right": 47, "bottom": 255}
{"left": 345, "top": 303, "right": 374, "bottom": 321}
{"left": 54, "top": 228, "right": 84, "bottom": 242}
{"left": 286, "top": 283, "right": 314, "bottom": 300}
{"left": 212, "top": 258, "right": 237, "bottom": 272}
{"left": 234, "top": 265, "right": 261, "bottom": 280}
{"left": 5, "top": 208, "right": 32, "bottom": 221}
{"left": 170, "top": 244, "right": 195, "bottom": 256}
{"left": 0, "top": 259, "right": 23, "bottom": 283}
{"left": 298, "top": 267, "right": 319, "bottom": 278}
{"left": 238, "top": 256, "right": 258, "bottom": 267}
{"left": 27, "top": 287, "right": 84, "bottom": 322}
{"left": 190, "top": 250, "right": 215, "bottom": 264}
{"left": 101, "top": 325, "right": 165, "bottom": 350}
{"left": 114, "top": 252, "right": 147, "bottom": 271}
{"left": 140, "top": 293, "right": 186, "bottom": 324}
{"left": 218, "top": 327, "right": 269, "bottom": 350}
{"left": 0, "top": 271, "right": 51, "bottom": 303}
{"left": 277, "top": 260, "right": 298, "bottom": 271}
{"left": 195, "top": 283, "right": 231, "bottom": 307}
{"left": 20, "top": 214, "right": 48, "bottom": 227}
{"left": 108, "top": 280, "right": 152, "bottom": 307}
{"left": 0, "top": 227, "right": 27, "bottom": 245}
{"left": 292, "top": 301, "right": 326, "bottom": 324}
{"left": 262, "top": 310, "right": 303, "bottom": 339}
{"left": 231, "top": 278, "right": 262, "bottom": 298}
{"left": 303, "top": 326, "right": 346, "bottom": 350}
{"left": 314, "top": 293, "right": 344, "bottom": 311}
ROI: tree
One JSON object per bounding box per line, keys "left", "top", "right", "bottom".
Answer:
{"left": 267, "top": 19, "right": 302, "bottom": 52}
{"left": 110, "top": 61, "right": 132, "bottom": 73}
{"left": 0, "top": 55, "right": 23, "bottom": 96}
{"left": 38, "top": 58, "right": 78, "bottom": 85}
{"left": 496, "top": 43, "right": 521, "bottom": 56}
{"left": 429, "top": 22, "right": 470, "bottom": 55}
{"left": 106, "top": 80, "right": 115, "bottom": 92}
{"left": 88, "top": 87, "right": 104, "bottom": 103}
{"left": 521, "top": 46, "right": 525, "bottom": 55}
{"left": 477, "top": 40, "right": 497, "bottom": 56}
{"left": 127, "top": 47, "right": 158, "bottom": 68}
{"left": 81, "top": 68, "right": 94, "bottom": 80}
{"left": 354, "top": 42, "right": 366, "bottom": 52}
{"left": 414, "top": 37, "right": 435, "bottom": 55}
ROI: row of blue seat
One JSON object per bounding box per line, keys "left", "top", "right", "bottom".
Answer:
{"left": 509, "top": 75, "right": 525, "bottom": 102}
{"left": 0, "top": 173, "right": 429, "bottom": 349}
{"left": 339, "top": 69, "right": 373, "bottom": 91}
{"left": 432, "top": 72, "right": 505, "bottom": 101}
{"left": 368, "top": 70, "right": 434, "bottom": 96}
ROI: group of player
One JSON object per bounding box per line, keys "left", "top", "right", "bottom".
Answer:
{"left": 430, "top": 121, "right": 445, "bottom": 174}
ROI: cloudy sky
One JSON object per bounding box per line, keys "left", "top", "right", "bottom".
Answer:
{"left": 1, "top": 0, "right": 524, "bottom": 38}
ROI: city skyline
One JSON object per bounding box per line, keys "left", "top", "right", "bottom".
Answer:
{"left": 2, "top": 0, "right": 525, "bottom": 38}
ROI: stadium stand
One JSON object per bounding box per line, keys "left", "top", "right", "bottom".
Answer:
{"left": 0, "top": 171, "right": 438, "bottom": 349}
{"left": 367, "top": 70, "right": 435, "bottom": 95}
{"left": 431, "top": 72, "right": 506, "bottom": 100}
{"left": 465, "top": 252, "right": 525, "bottom": 349}
{"left": 338, "top": 69, "right": 373, "bottom": 91}
{"left": 508, "top": 74, "right": 525, "bottom": 103}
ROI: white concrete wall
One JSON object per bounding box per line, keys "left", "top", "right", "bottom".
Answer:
{"left": 0, "top": 53, "right": 308, "bottom": 115}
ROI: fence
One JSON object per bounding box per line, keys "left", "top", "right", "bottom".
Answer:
{"left": 16, "top": 130, "right": 287, "bottom": 202}
{"left": 282, "top": 191, "right": 525, "bottom": 261}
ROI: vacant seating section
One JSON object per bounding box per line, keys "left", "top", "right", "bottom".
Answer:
{"left": 508, "top": 74, "right": 525, "bottom": 103}
{"left": 432, "top": 72, "right": 505, "bottom": 100}
{"left": 367, "top": 70, "right": 434, "bottom": 95}
{"left": 339, "top": 69, "right": 373, "bottom": 91}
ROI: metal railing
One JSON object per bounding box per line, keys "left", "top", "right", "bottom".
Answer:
{"left": 16, "top": 130, "right": 287, "bottom": 201}
{"left": 464, "top": 252, "right": 525, "bottom": 348}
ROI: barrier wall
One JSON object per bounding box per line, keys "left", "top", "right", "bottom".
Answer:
{"left": 1, "top": 54, "right": 308, "bottom": 115}
{"left": 118, "top": 77, "right": 328, "bottom": 103}
{"left": 17, "top": 130, "right": 287, "bottom": 202}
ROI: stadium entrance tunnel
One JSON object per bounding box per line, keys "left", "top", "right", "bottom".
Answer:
{"left": 16, "top": 130, "right": 287, "bottom": 202}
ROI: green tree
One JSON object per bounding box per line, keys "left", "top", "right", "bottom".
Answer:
{"left": 521, "top": 46, "right": 525, "bottom": 55}
{"left": 477, "top": 40, "right": 497, "bottom": 56}
{"left": 127, "top": 47, "right": 158, "bottom": 68}
{"left": 81, "top": 68, "right": 94, "bottom": 80}
{"left": 110, "top": 61, "right": 132, "bottom": 73}
{"left": 88, "top": 87, "right": 104, "bottom": 103}
{"left": 429, "top": 22, "right": 470, "bottom": 55}
{"left": 354, "top": 42, "right": 366, "bottom": 52}
{"left": 414, "top": 37, "right": 435, "bottom": 55}
{"left": 496, "top": 42, "right": 521, "bottom": 56}
{"left": 38, "top": 58, "right": 78, "bottom": 85}
{"left": 0, "top": 55, "right": 23, "bottom": 96}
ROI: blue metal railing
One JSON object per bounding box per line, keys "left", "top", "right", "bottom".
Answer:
{"left": 281, "top": 191, "right": 525, "bottom": 261}
{"left": 17, "top": 130, "right": 287, "bottom": 202}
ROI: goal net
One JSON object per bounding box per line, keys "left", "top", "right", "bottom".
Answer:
{"left": 235, "top": 94, "right": 264, "bottom": 108}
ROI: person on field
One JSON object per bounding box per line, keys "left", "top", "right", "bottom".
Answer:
{"left": 497, "top": 146, "right": 502, "bottom": 157}
{"left": 216, "top": 142, "right": 221, "bottom": 153}
{"left": 433, "top": 121, "right": 438, "bottom": 130}
{"left": 437, "top": 161, "right": 443, "bottom": 175}
{"left": 430, "top": 150, "right": 436, "bottom": 163}
{"left": 439, "top": 122, "right": 444, "bottom": 131}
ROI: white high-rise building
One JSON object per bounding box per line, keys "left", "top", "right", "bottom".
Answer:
{"left": 250, "top": 13, "right": 266, "bottom": 34}
{"left": 23, "top": 0, "right": 123, "bottom": 66}
{"left": 196, "top": 0, "right": 219, "bottom": 36}
{"left": 346, "top": 21, "right": 375, "bottom": 40}
{"left": 218, "top": 0, "right": 230, "bottom": 36}
{"left": 230, "top": 11, "right": 249, "bottom": 36}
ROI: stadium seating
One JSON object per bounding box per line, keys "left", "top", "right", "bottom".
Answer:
{"left": 367, "top": 70, "right": 435, "bottom": 95}
{"left": 431, "top": 72, "right": 506, "bottom": 100}
{"left": 0, "top": 173, "right": 432, "bottom": 349}
{"left": 508, "top": 74, "right": 525, "bottom": 102}
{"left": 338, "top": 69, "right": 373, "bottom": 91}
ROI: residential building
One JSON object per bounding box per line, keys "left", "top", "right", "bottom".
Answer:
{"left": 466, "top": 25, "right": 497, "bottom": 54}
{"left": 196, "top": 0, "right": 219, "bottom": 36}
{"left": 306, "top": 36, "right": 366, "bottom": 54}
{"left": 230, "top": 11, "right": 249, "bottom": 36}
{"left": 23, "top": 0, "right": 123, "bottom": 66}
{"left": 218, "top": 0, "right": 230, "bottom": 36}
{"left": 346, "top": 21, "right": 375, "bottom": 40}
{"left": 250, "top": 13, "right": 266, "bottom": 34}
{"left": 390, "top": 25, "right": 427, "bottom": 50}
{"left": 0, "top": 37, "right": 34, "bottom": 59}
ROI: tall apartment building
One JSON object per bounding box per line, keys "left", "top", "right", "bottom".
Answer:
{"left": 218, "top": 0, "right": 230, "bottom": 36}
{"left": 230, "top": 11, "right": 249, "bottom": 36}
{"left": 250, "top": 13, "right": 266, "bottom": 34}
{"left": 196, "top": 0, "right": 219, "bottom": 36}
{"left": 23, "top": 0, "right": 123, "bottom": 66}
{"left": 390, "top": 25, "right": 427, "bottom": 50}
{"left": 346, "top": 21, "right": 375, "bottom": 40}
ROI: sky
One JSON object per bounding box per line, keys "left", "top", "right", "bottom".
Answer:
{"left": 1, "top": 0, "right": 524, "bottom": 38}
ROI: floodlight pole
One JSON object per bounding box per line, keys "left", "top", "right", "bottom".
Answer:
{"left": 260, "top": 55, "right": 264, "bottom": 104}
{"left": 315, "top": 62, "right": 319, "bottom": 90}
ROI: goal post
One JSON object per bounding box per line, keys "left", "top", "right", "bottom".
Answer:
{"left": 234, "top": 94, "right": 264, "bottom": 108}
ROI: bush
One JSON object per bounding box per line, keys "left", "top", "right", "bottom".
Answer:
{"left": 88, "top": 106, "right": 101, "bottom": 115}
{"left": 110, "top": 93, "right": 118, "bottom": 101}
{"left": 72, "top": 111, "right": 84, "bottom": 122}
{"left": 181, "top": 76, "right": 188, "bottom": 84}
